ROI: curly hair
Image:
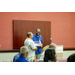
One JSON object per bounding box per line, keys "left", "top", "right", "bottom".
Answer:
{"left": 44, "top": 48, "right": 56, "bottom": 62}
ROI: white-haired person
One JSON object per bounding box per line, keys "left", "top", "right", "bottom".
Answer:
{"left": 14, "top": 46, "right": 29, "bottom": 62}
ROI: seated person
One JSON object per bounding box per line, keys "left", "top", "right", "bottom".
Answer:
{"left": 44, "top": 48, "right": 57, "bottom": 62}
{"left": 13, "top": 52, "right": 20, "bottom": 62}
{"left": 67, "top": 53, "right": 75, "bottom": 62}
{"left": 42, "top": 38, "right": 53, "bottom": 53}
{"left": 14, "top": 46, "right": 29, "bottom": 62}
{"left": 40, "top": 43, "right": 57, "bottom": 60}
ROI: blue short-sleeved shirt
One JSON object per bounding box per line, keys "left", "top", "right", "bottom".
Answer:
{"left": 14, "top": 55, "right": 29, "bottom": 62}
{"left": 33, "top": 34, "right": 43, "bottom": 54}
{"left": 13, "top": 52, "right": 20, "bottom": 62}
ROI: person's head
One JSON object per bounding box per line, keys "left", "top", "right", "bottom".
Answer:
{"left": 67, "top": 53, "right": 75, "bottom": 62}
{"left": 20, "top": 46, "right": 29, "bottom": 58}
{"left": 44, "top": 48, "right": 56, "bottom": 62}
{"left": 49, "top": 43, "right": 57, "bottom": 50}
{"left": 27, "top": 32, "right": 33, "bottom": 39}
{"left": 36, "top": 28, "right": 41, "bottom": 36}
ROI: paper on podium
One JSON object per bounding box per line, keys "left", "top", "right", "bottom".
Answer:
{"left": 56, "top": 45, "right": 63, "bottom": 53}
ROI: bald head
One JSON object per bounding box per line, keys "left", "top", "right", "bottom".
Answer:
{"left": 27, "top": 32, "right": 33, "bottom": 39}
{"left": 36, "top": 28, "right": 41, "bottom": 32}
{"left": 36, "top": 28, "right": 41, "bottom": 36}
{"left": 49, "top": 43, "right": 57, "bottom": 50}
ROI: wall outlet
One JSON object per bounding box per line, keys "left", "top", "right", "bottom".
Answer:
{"left": 0, "top": 44, "right": 1, "bottom": 47}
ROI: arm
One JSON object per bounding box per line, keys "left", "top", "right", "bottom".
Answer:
{"left": 30, "top": 41, "right": 37, "bottom": 51}
{"left": 39, "top": 40, "right": 43, "bottom": 48}
{"left": 32, "top": 36, "right": 37, "bottom": 50}
{"left": 40, "top": 36, "right": 43, "bottom": 48}
{"left": 34, "top": 47, "right": 38, "bottom": 50}
{"left": 30, "top": 58, "right": 38, "bottom": 62}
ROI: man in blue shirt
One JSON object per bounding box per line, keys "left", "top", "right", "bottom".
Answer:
{"left": 14, "top": 46, "right": 29, "bottom": 62}
{"left": 13, "top": 52, "right": 20, "bottom": 62}
{"left": 14, "top": 45, "right": 37, "bottom": 62}
{"left": 33, "top": 29, "right": 43, "bottom": 59}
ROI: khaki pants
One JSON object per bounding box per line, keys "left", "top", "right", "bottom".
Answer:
{"left": 27, "top": 56, "right": 35, "bottom": 62}
{"left": 35, "top": 54, "right": 41, "bottom": 59}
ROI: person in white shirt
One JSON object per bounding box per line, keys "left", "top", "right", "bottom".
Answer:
{"left": 24, "top": 32, "right": 37, "bottom": 61}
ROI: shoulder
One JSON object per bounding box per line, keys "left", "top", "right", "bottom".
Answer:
{"left": 14, "top": 58, "right": 19, "bottom": 62}
{"left": 33, "top": 34, "right": 36, "bottom": 37}
{"left": 30, "top": 40, "right": 34, "bottom": 44}
{"left": 25, "top": 38, "right": 31, "bottom": 42}
{"left": 27, "top": 39, "right": 34, "bottom": 45}
{"left": 33, "top": 34, "right": 35, "bottom": 35}
{"left": 21, "top": 57, "right": 29, "bottom": 62}
{"left": 39, "top": 35, "right": 42, "bottom": 38}
{"left": 14, "top": 53, "right": 20, "bottom": 58}
{"left": 25, "top": 38, "right": 28, "bottom": 42}
{"left": 33, "top": 33, "right": 36, "bottom": 35}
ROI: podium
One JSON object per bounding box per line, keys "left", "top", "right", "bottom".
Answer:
{"left": 42, "top": 45, "right": 63, "bottom": 59}
{"left": 56, "top": 45, "right": 63, "bottom": 59}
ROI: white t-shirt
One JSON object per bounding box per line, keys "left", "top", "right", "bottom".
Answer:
{"left": 24, "top": 38, "right": 36, "bottom": 57}
{"left": 40, "top": 51, "right": 45, "bottom": 60}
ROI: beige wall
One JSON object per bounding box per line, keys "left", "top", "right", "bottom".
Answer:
{"left": 0, "top": 52, "right": 18, "bottom": 62}
{"left": 63, "top": 50, "right": 75, "bottom": 58}
{"left": 0, "top": 50, "right": 75, "bottom": 62}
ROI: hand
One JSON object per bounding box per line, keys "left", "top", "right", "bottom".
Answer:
{"left": 40, "top": 44, "right": 43, "bottom": 48}
{"left": 30, "top": 58, "right": 36, "bottom": 62}
{"left": 40, "top": 44, "right": 43, "bottom": 47}
{"left": 34, "top": 47, "right": 38, "bottom": 50}
{"left": 56, "top": 59, "right": 59, "bottom": 62}
{"left": 32, "top": 58, "right": 38, "bottom": 62}
{"left": 30, "top": 59, "right": 33, "bottom": 62}
{"left": 36, "top": 60, "right": 39, "bottom": 62}
{"left": 33, "top": 58, "right": 36, "bottom": 62}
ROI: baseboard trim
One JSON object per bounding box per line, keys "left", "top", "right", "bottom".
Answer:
{"left": 0, "top": 49, "right": 19, "bottom": 53}
{"left": 0, "top": 48, "right": 75, "bottom": 53}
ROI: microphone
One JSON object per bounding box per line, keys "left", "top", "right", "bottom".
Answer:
{"left": 50, "top": 38, "right": 53, "bottom": 43}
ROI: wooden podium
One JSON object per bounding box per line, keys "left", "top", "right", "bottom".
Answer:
{"left": 56, "top": 45, "right": 63, "bottom": 59}
{"left": 42, "top": 45, "right": 63, "bottom": 59}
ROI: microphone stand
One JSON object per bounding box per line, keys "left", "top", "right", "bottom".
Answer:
{"left": 50, "top": 38, "right": 53, "bottom": 43}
